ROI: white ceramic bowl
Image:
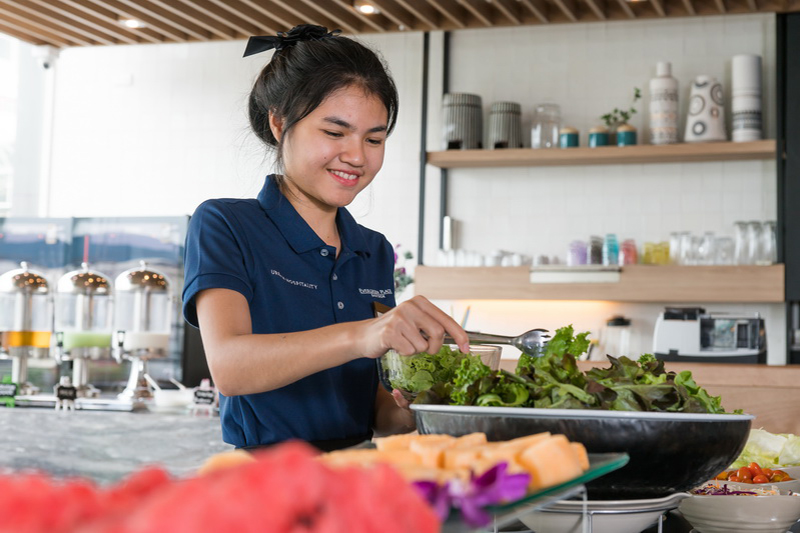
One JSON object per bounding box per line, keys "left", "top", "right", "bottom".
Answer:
{"left": 709, "top": 465, "right": 800, "bottom": 495}
{"left": 519, "top": 492, "right": 688, "bottom": 533}
{"left": 679, "top": 492, "right": 800, "bottom": 533}
{"left": 153, "top": 388, "right": 195, "bottom": 408}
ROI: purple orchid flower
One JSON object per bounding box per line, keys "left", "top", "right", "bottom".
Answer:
{"left": 412, "top": 463, "right": 531, "bottom": 528}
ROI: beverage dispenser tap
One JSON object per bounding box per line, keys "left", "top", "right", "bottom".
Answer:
{"left": 113, "top": 261, "right": 172, "bottom": 401}
{"left": 0, "top": 262, "right": 53, "bottom": 396}
{"left": 54, "top": 262, "right": 114, "bottom": 398}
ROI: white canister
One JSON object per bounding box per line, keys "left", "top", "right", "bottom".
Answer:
{"left": 685, "top": 76, "right": 726, "bottom": 143}
{"left": 649, "top": 61, "right": 679, "bottom": 145}
{"left": 731, "top": 54, "right": 762, "bottom": 142}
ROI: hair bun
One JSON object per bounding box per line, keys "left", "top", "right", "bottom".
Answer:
{"left": 243, "top": 24, "right": 342, "bottom": 57}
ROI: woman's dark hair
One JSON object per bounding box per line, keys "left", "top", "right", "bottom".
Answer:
{"left": 248, "top": 26, "right": 399, "bottom": 172}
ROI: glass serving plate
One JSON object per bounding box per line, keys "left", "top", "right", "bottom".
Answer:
{"left": 442, "top": 452, "right": 630, "bottom": 532}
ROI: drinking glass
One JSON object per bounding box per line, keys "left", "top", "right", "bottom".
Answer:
{"left": 746, "top": 221, "right": 763, "bottom": 265}
{"left": 714, "top": 237, "right": 735, "bottom": 265}
{"left": 679, "top": 232, "right": 695, "bottom": 265}
{"left": 759, "top": 221, "right": 777, "bottom": 265}
{"left": 669, "top": 232, "right": 682, "bottom": 264}
{"left": 698, "top": 231, "right": 715, "bottom": 265}
{"left": 531, "top": 103, "right": 561, "bottom": 149}
{"left": 734, "top": 221, "right": 750, "bottom": 265}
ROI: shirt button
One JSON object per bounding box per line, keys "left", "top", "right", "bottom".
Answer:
{"left": 320, "top": 249, "right": 329, "bottom": 257}
{"left": 332, "top": 273, "right": 338, "bottom": 281}
{"left": 337, "top": 301, "right": 344, "bottom": 309}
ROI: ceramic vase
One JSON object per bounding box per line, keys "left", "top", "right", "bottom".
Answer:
{"left": 684, "top": 76, "right": 726, "bottom": 143}
{"left": 732, "top": 54, "right": 762, "bottom": 142}
{"left": 442, "top": 93, "right": 483, "bottom": 150}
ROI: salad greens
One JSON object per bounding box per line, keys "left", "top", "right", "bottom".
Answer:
{"left": 386, "top": 344, "right": 471, "bottom": 394}
{"left": 731, "top": 429, "right": 800, "bottom": 468}
{"left": 413, "top": 325, "right": 736, "bottom": 415}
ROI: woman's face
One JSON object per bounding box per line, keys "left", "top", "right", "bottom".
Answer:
{"left": 272, "top": 84, "right": 389, "bottom": 212}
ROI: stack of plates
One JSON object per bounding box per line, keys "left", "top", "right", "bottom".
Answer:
{"left": 518, "top": 492, "right": 689, "bottom": 533}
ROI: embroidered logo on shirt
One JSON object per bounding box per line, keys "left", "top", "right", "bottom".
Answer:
{"left": 270, "top": 269, "right": 318, "bottom": 290}
{"left": 359, "top": 288, "right": 393, "bottom": 299}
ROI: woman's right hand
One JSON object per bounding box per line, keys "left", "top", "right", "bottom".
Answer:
{"left": 358, "top": 295, "right": 469, "bottom": 358}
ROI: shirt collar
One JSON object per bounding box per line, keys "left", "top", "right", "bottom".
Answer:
{"left": 257, "top": 176, "right": 370, "bottom": 256}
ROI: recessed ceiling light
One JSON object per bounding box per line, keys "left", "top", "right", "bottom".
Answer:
{"left": 119, "top": 18, "right": 146, "bottom": 29}
{"left": 353, "top": 0, "right": 380, "bottom": 15}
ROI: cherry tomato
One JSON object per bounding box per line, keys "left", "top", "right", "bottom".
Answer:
{"left": 752, "top": 474, "right": 769, "bottom": 484}
{"left": 749, "top": 462, "right": 765, "bottom": 477}
{"left": 771, "top": 472, "right": 786, "bottom": 482}
{"left": 729, "top": 475, "right": 741, "bottom": 482}
{"left": 763, "top": 468, "right": 774, "bottom": 477}
{"left": 738, "top": 467, "right": 753, "bottom": 482}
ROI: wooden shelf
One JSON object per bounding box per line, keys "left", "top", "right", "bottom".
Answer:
{"left": 426, "top": 140, "right": 777, "bottom": 168}
{"left": 414, "top": 264, "right": 785, "bottom": 303}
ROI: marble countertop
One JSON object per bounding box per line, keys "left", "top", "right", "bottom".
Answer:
{"left": 0, "top": 406, "right": 232, "bottom": 484}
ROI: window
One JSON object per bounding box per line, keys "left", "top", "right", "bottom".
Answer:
{"left": 0, "top": 34, "right": 18, "bottom": 212}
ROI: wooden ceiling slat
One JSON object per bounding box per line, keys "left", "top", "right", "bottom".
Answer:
{"left": 238, "top": 0, "right": 298, "bottom": 30}
{"left": 0, "top": 0, "right": 110, "bottom": 45}
{"left": 457, "top": 0, "right": 494, "bottom": 25}
{"left": 425, "top": 0, "right": 468, "bottom": 28}
{"left": 207, "top": 0, "right": 280, "bottom": 35}
{"left": 518, "top": 0, "right": 550, "bottom": 23}
{"left": 681, "top": 0, "right": 698, "bottom": 14}
{"left": 84, "top": 0, "right": 189, "bottom": 42}
{"left": 395, "top": 0, "right": 442, "bottom": 29}
{"left": 747, "top": 0, "right": 759, "bottom": 9}
{"left": 146, "top": 0, "right": 234, "bottom": 40}
{"left": 651, "top": 0, "right": 668, "bottom": 15}
{"left": 328, "top": 0, "right": 390, "bottom": 32}
{"left": 368, "top": 0, "right": 420, "bottom": 30}
{"left": 15, "top": 0, "right": 121, "bottom": 45}
{"left": 584, "top": 0, "right": 608, "bottom": 19}
{"left": 493, "top": 0, "right": 524, "bottom": 23}
{"left": 715, "top": 0, "right": 728, "bottom": 11}
{"left": 552, "top": 0, "right": 580, "bottom": 21}
{"left": 614, "top": 0, "right": 638, "bottom": 18}
{"left": 297, "top": 0, "right": 363, "bottom": 34}
{"left": 0, "top": 2, "right": 95, "bottom": 46}
{"left": 179, "top": 0, "right": 260, "bottom": 38}
{"left": 25, "top": 0, "right": 141, "bottom": 44}
{"left": 268, "top": 0, "right": 344, "bottom": 34}
{"left": 62, "top": 0, "right": 165, "bottom": 44}
{"left": 0, "top": 17, "right": 73, "bottom": 47}
{"left": 112, "top": 0, "right": 211, "bottom": 41}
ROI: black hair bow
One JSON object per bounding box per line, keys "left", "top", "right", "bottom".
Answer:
{"left": 243, "top": 24, "right": 342, "bottom": 57}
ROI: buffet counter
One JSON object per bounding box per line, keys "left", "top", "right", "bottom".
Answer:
{"left": 0, "top": 407, "right": 232, "bottom": 483}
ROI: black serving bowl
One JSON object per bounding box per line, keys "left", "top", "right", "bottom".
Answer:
{"left": 411, "top": 404, "right": 753, "bottom": 500}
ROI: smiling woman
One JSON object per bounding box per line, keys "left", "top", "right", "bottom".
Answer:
{"left": 181, "top": 24, "right": 468, "bottom": 453}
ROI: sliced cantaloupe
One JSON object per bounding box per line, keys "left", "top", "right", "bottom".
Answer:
{"left": 452, "top": 432, "right": 488, "bottom": 448}
{"left": 518, "top": 435, "right": 584, "bottom": 491}
{"left": 321, "top": 449, "right": 421, "bottom": 468}
{"left": 570, "top": 442, "right": 590, "bottom": 470}
{"left": 409, "top": 439, "right": 455, "bottom": 469}
{"left": 197, "top": 449, "right": 257, "bottom": 476}
{"left": 374, "top": 433, "right": 455, "bottom": 452}
{"left": 443, "top": 446, "right": 488, "bottom": 470}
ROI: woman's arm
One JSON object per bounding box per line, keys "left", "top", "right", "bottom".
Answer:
{"left": 195, "top": 289, "right": 469, "bottom": 397}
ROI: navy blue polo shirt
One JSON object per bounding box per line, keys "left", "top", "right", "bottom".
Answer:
{"left": 182, "top": 175, "right": 396, "bottom": 448}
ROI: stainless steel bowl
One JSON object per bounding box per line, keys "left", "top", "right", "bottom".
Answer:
{"left": 412, "top": 404, "right": 753, "bottom": 500}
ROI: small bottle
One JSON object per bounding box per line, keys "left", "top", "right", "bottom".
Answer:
{"left": 602, "top": 234, "right": 619, "bottom": 266}
{"left": 649, "top": 61, "right": 679, "bottom": 145}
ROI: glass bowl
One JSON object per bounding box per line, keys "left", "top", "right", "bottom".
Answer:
{"left": 377, "top": 344, "right": 502, "bottom": 401}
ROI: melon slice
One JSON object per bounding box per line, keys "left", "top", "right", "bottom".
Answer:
{"left": 518, "top": 435, "right": 584, "bottom": 490}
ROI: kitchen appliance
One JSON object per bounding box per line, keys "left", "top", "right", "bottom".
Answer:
{"left": 653, "top": 306, "right": 766, "bottom": 363}
{"left": 113, "top": 261, "right": 172, "bottom": 401}
{"left": 0, "top": 262, "right": 52, "bottom": 395}
{"left": 53, "top": 262, "right": 115, "bottom": 397}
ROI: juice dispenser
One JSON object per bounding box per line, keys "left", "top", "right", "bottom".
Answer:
{"left": 54, "top": 262, "right": 114, "bottom": 397}
{"left": 0, "top": 262, "right": 52, "bottom": 395}
{"left": 113, "top": 261, "right": 171, "bottom": 400}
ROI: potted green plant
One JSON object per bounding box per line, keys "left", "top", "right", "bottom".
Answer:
{"left": 600, "top": 87, "right": 641, "bottom": 146}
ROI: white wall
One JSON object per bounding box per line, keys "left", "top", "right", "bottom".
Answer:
{"left": 36, "top": 13, "right": 786, "bottom": 363}
{"left": 418, "top": 14, "right": 784, "bottom": 363}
